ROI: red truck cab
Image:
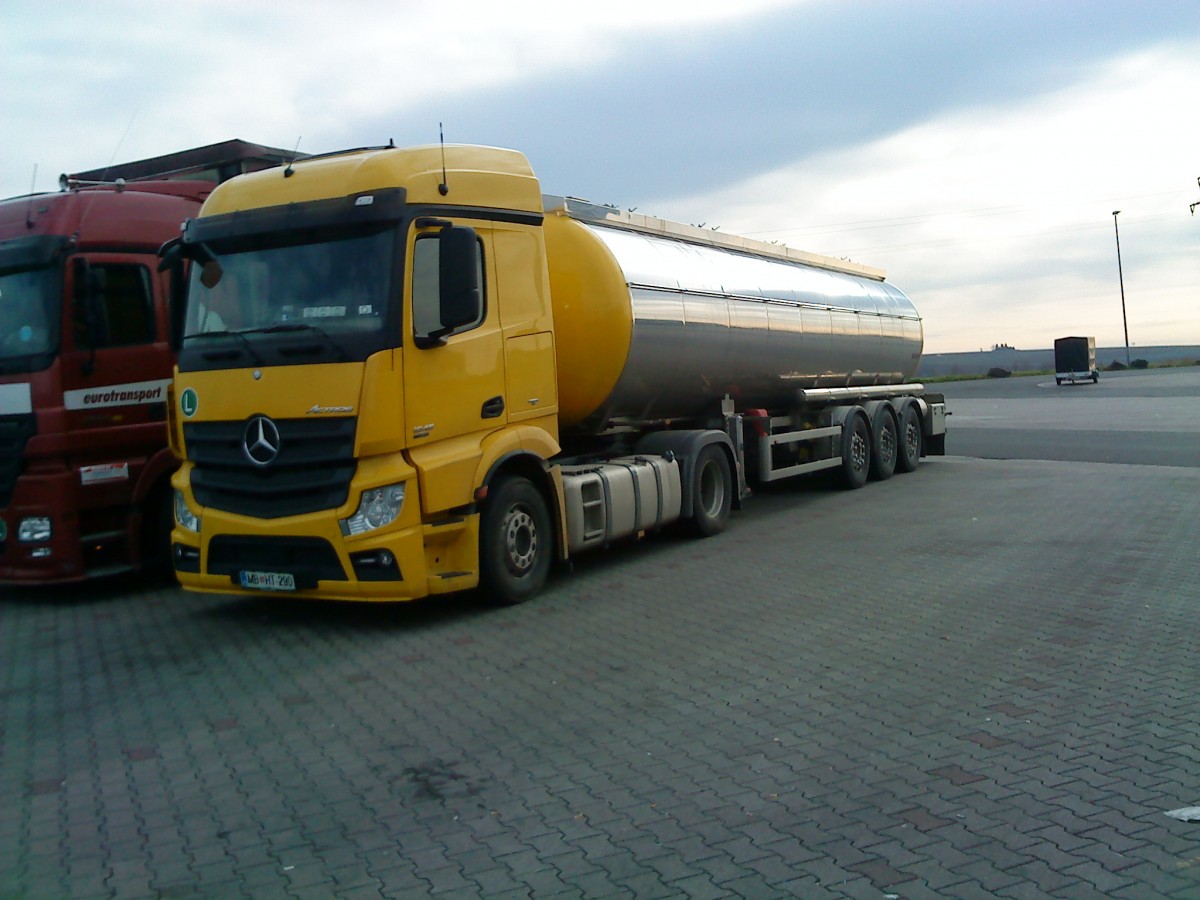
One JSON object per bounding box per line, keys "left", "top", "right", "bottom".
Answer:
{"left": 0, "top": 140, "right": 294, "bottom": 583}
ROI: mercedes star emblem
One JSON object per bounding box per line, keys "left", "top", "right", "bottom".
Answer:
{"left": 242, "top": 415, "right": 281, "bottom": 466}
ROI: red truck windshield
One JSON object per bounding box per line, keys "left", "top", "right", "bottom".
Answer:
{"left": 0, "top": 265, "right": 59, "bottom": 361}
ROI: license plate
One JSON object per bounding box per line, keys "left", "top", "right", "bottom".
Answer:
{"left": 239, "top": 570, "right": 296, "bottom": 592}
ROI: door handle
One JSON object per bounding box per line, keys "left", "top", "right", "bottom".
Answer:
{"left": 481, "top": 396, "right": 505, "bottom": 419}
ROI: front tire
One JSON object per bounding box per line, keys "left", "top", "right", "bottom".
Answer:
{"left": 141, "top": 485, "right": 175, "bottom": 583}
{"left": 480, "top": 476, "right": 552, "bottom": 605}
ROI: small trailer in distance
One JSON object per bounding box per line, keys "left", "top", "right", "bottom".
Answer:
{"left": 1054, "top": 336, "right": 1100, "bottom": 385}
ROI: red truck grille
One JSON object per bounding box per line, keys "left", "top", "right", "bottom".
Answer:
{"left": 0, "top": 413, "right": 36, "bottom": 508}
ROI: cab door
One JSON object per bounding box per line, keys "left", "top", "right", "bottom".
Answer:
{"left": 60, "top": 254, "right": 172, "bottom": 493}
{"left": 402, "top": 221, "right": 506, "bottom": 515}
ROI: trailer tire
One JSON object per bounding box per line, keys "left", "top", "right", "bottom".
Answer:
{"left": 480, "top": 475, "right": 552, "bottom": 605}
{"left": 840, "top": 411, "right": 871, "bottom": 489}
{"left": 689, "top": 445, "right": 732, "bottom": 537}
{"left": 897, "top": 403, "right": 922, "bottom": 473}
{"left": 870, "top": 408, "right": 898, "bottom": 481}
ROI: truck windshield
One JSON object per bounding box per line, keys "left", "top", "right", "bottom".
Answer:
{"left": 184, "top": 226, "right": 393, "bottom": 342}
{"left": 0, "top": 265, "right": 59, "bottom": 361}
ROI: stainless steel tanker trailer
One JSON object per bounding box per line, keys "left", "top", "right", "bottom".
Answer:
{"left": 540, "top": 195, "right": 945, "bottom": 558}
{"left": 165, "top": 143, "right": 946, "bottom": 603}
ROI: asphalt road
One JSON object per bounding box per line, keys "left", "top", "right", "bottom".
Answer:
{"left": 940, "top": 366, "right": 1200, "bottom": 468}
{"left": 2, "top": 367, "right": 1199, "bottom": 898}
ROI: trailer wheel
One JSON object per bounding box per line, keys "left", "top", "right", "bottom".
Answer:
{"left": 896, "top": 404, "right": 922, "bottom": 473}
{"left": 870, "top": 409, "right": 898, "bottom": 481}
{"left": 480, "top": 476, "right": 552, "bottom": 605}
{"left": 840, "top": 411, "right": 871, "bottom": 489}
{"left": 689, "top": 445, "right": 732, "bottom": 536}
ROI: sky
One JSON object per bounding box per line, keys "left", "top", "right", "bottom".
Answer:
{"left": 4, "top": 0, "right": 1199, "bottom": 354}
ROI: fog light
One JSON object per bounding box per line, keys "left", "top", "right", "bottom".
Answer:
{"left": 18, "top": 517, "right": 51, "bottom": 542}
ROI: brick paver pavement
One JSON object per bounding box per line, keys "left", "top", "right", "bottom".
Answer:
{"left": 3, "top": 456, "right": 1199, "bottom": 897}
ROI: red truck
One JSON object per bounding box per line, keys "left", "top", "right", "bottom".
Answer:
{"left": 0, "top": 140, "right": 292, "bottom": 583}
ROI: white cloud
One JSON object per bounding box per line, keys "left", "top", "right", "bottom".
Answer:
{"left": 1, "top": 0, "right": 798, "bottom": 196}
{"left": 651, "top": 40, "right": 1200, "bottom": 352}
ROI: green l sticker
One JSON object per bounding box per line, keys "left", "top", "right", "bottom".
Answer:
{"left": 180, "top": 388, "right": 198, "bottom": 418}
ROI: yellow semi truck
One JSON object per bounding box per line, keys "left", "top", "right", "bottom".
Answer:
{"left": 162, "top": 144, "right": 945, "bottom": 603}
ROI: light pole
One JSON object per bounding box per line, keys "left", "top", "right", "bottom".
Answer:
{"left": 1112, "top": 210, "right": 1130, "bottom": 366}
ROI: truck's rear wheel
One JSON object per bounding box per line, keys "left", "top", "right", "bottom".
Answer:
{"left": 870, "top": 409, "right": 898, "bottom": 481}
{"left": 689, "top": 444, "right": 732, "bottom": 536}
{"left": 840, "top": 411, "right": 871, "bottom": 489}
{"left": 897, "top": 403, "right": 922, "bottom": 473}
{"left": 480, "top": 476, "right": 552, "bottom": 604}
{"left": 897, "top": 400, "right": 921, "bottom": 472}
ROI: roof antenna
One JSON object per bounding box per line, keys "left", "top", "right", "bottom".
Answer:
{"left": 25, "top": 165, "right": 38, "bottom": 230}
{"left": 75, "top": 109, "right": 137, "bottom": 241}
{"left": 438, "top": 122, "right": 449, "bottom": 196}
{"left": 284, "top": 136, "right": 302, "bottom": 178}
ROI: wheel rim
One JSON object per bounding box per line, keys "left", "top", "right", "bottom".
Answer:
{"left": 904, "top": 419, "right": 920, "bottom": 459}
{"left": 699, "top": 460, "right": 725, "bottom": 517}
{"left": 850, "top": 428, "right": 868, "bottom": 472}
{"left": 880, "top": 425, "right": 896, "bottom": 464}
{"left": 503, "top": 506, "right": 538, "bottom": 575}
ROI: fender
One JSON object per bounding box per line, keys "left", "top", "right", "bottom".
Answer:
{"left": 473, "top": 423, "right": 561, "bottom": 492}
{"left": 132, "top": 446, "right": 180, "bottom": 506}
{"left": 474, "top": 424, "right": 567, "bottom": 560}
{"left": 861, "top": 399, "right": 899, "bottom": 432}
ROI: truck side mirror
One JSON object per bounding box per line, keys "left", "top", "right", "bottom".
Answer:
{"left": 159, "top": 240, "right": 188, "bottom": 350}
{"left": 72, "top": 258, "right": 110, "bottom": 357}
{"left": 168, "top": 262, "right": 189, "bottom": 351}
{"left": 438, "top": 225, "right": 481, "bottom": 332}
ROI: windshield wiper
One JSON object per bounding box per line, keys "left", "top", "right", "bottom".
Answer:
{"left": 183, "top": 329, "right": 265, "bottom": 366}
{"left": 239, "top": 322, "right": 348, "bottom": 361}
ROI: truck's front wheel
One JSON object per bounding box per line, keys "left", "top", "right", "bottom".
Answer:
{"left": 141, "top": 485, "right": 175, "bottom": 583}
{"left": 480, "top": 476, "right": 552, "bottom": 604}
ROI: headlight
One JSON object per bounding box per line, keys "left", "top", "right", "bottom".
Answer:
{"left": 174, "top": 490, "right": 200, "bottom": 532}
{"left": 18, "top": 516, "right": 51, "bottom": 542}
{"left": 341, "top": 482, "right": 405, "bottom": 536}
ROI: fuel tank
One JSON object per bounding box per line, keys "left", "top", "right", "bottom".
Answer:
{"left": 542, "top": 197, "right": 924, "bottom": 433}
